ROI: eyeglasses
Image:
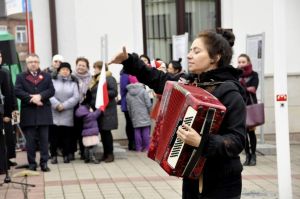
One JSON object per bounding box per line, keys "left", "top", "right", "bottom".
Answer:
{"left": 26, "top": 61, "right": 40, "bottom": 64}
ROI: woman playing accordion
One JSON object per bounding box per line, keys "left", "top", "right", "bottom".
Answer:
{"left": 109, "top": 30, "right": 246, "bottom": 199}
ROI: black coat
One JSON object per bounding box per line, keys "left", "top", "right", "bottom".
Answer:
{"left": 0, "top": 66, "right": 18, "bottom": 160}
{"left": 240, "top": 71, "right": 259, "bottom": 105}
{"left": 0, "top": 70, "right": 13, "bottom": 172}
{"left": 89, "top": 72, "right": 118, "bottom": 131}
{"left": 14, "top": 71, "right": 55, "bottom": 127}
{"left": 0, "top": 70, "right": 12, "bottom": 128}
{"left": 122, "top": 53, "right": 246, "bottom": 198}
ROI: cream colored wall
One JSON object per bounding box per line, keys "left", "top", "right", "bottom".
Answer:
{"left": 263, "top": 74, "right": 300, "bottom": 134}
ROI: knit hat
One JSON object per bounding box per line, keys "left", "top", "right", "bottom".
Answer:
{"left": 57, "top": 62, "right": 72, "bottom": 73}
{"left": 128, "top": 75, "right": 138, "bottom": 84}
{"left": 52, "top": 54, "right": 64, "bottom": 62}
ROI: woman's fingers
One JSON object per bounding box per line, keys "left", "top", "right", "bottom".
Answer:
{"left": 177, "top": 124, "right": 201, "bottom": 147}
{"left": 108, "top": 46, "right": 128, "bottom": 65}
{"left": 122, "top": 46, "right": 127, "bottom": 55}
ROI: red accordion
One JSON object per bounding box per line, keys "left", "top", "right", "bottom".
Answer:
{"left": 148, "top": 81, "right": 226, "bottom": 179}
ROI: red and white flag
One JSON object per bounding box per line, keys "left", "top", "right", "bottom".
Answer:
{"left": 95, "top": 64, "right": 109, "bottom": 111}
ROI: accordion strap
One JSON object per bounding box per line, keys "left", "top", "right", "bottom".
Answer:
{"left": 196, "top": 81, "right": 224, "bottom": 94}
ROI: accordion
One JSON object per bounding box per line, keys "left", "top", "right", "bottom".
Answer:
{"left": 148, "top": 81, "right": 226, "bottom": 179}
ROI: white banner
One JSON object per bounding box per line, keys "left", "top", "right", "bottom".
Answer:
{"left": 246, "top": 33, "right": 265, "bottom": 102}
{"left": 5, "top": 0, "right": 31, "bottom": 16}
{"left": 172, "top": 32, "right": 188, "bottom": 73}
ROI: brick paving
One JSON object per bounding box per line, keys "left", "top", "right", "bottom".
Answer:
{"left": 1, "top": 144, "right": 300, "bottom": 199}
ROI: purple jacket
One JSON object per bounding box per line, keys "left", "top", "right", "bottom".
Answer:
{"left": 75, "top": 105, "right": 101, "bottom": 137}
{"left": 120, "top": 70, "right": 130, "bottom": 112}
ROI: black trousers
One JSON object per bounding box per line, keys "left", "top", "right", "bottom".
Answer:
{"left": 23, "top": 125, "right": 49, "bottom": 168}
{"left": 4, "top": 122, "right": 16, "bottom": 159}
{"left": 70, "top": 116, "right": 84, "bottom": 155}
{"left": 0, "top": 123, "right": 16, "bottom": 172}
{"left": 100, "top": 129, "right": 113, "bottom": 157}
{"left": 182, "top": 173, "right": 242, "bottom": 199}
{"left": 124, "top": 111, "right": 135, "bottom": 150}
{"left": 244, "top": 129, "right": 257, "bottom": 154}
{"left": 49, "top": 125, "right": 72, "bottom": 157}
{"left": 0, "top": 127, "right": 9, "bottom": 172}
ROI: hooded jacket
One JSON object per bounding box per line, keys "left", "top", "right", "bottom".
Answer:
{"left": 75, "top": 105, "right": 101, "bottom": 137}
{"left": 126, "top": 83, "right": 152, "bottom": 128}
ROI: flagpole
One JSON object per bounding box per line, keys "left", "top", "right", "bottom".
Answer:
{"left": 95, "top": 35, "right": 109, "bottom": 111}
{"left": 25, "top": 0, "right": 31, "bottom": 53}
{"left": 25, "top": 0, "right": 34, "bottom": 53}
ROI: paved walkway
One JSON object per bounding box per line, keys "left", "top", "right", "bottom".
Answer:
{"left": 1, "top": 144, "right": 300, "bottom": 199}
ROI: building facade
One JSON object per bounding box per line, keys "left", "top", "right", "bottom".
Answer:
{"left": 3, "top": 0, "right": 300, "bottom": 140}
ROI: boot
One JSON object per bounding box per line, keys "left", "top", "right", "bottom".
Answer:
{"left": 91, "top": 156, "right": 100, "bottom": 164}
{"left": 63, "top": 156, "right": 70, "bottom": 163}
{"left": 51, "top": 156, "right": 58, "bottom": 164}
{"left": 101, "top": 154, "right": 107, "bottom": 161}
{"left": 249, "top": 154, "right": 256, "bottom": 166}
{"left": 105, "top": 154, "right": 114, "bottom": 163}
{"left": 68, "top": 153, "right": 75, "bottom": 161}
{"left": 243, "top": 154, "right": 251, "bottom": 166}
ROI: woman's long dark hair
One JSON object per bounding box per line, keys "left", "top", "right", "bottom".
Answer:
{"left": 198, "top": 29, "right": 235, "bottom": 67}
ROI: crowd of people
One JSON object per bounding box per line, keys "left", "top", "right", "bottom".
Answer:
{"left": 0, "top": 28, "right": 261, "bottom": 199}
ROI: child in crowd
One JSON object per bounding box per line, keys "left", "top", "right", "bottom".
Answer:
{"left": 126, "top": 75, "right": 152, "bottom": 152}
{"left": 75, "top": 93, "right": 101, "bottom": 164}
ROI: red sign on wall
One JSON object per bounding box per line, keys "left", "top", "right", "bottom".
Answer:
{"left": 276, "top": 94, "right": 287, "bottom": 101}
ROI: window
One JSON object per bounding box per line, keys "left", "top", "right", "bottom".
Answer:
{"left": 15, "top": 25, "right": 27, "bottom": 43}
{"left": 185, "top": 0, "right": 216, "bottom": 42}
{"left": 0, "top": 25, "right": 7, "bottom": 32}
{"left": 144, "top": 0, "right": 176, "bottom": 62}
{"left": 143, "top": 0, "right": 218, "bottom": 63}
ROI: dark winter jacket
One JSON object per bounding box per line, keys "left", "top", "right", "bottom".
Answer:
{"left": 120, "top": 70, "right": 130, "bottom": 112}
{"left": 240, "top": 71, "right": 259, "bottom": 105}
{"left": 0, "top": 65, "right": 18, "bottom": 112}
{"left": 75, "top": 105, "right": 101, "bottom": 137}
{"left": 0, "top": 70, "right": 12, "bottom": 129}
{"left": 14, "top": 70, "right": 55, "bottom": 127}
{"left": 89, "top": 71, "right": 118, "bottom": 131}
{"left": 122, "top": 53, "right": 246, "bottom": 198}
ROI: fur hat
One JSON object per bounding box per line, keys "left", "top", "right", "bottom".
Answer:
{"left": 57, "top": 62, "right": 72, "bottom": 73}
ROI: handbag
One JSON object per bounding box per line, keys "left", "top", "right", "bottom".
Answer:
{"left": 246, "top": 94, "right": 265, "bottom": 128}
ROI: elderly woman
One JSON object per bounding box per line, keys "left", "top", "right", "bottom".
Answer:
{"left": 49, "top": 62, "right": 79, "bottom": 164}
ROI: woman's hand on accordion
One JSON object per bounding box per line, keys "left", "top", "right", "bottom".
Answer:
{"left": 177, "top": 124, "right": 201, "bottom": 147}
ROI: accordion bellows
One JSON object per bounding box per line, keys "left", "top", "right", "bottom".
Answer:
{"left": 148, "top": 81, "right": 226, "bottom": 179}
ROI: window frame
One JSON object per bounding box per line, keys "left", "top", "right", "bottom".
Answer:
{"left": 141, "top": 0, "right": 221, "bottom": 56}
{"left": 15, "top": 25, "right": 27, "bottom": 44}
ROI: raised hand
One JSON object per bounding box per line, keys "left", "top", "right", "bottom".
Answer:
{"left": 108, "top": 47, "right": 129, "bottom": 65}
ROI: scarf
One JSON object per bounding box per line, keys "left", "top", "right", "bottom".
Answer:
{"left": 74, "top": 71, "right": 92, "bottom": 102}
{"left": 240, "top": 64, "right": 253, "bottom": 78}
{"left": 239, "top": 64, "right": 253, "bottom": 87}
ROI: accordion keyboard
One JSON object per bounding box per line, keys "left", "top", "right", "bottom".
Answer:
{"left": 167, "top": 106, "right": 197, "bottom": 168}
